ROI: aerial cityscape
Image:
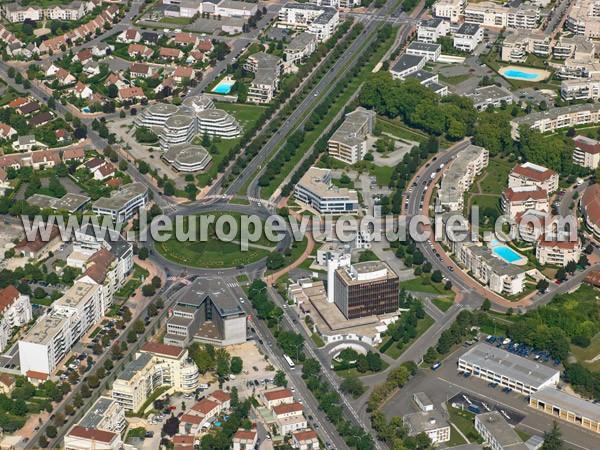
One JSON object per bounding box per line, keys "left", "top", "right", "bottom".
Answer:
{"left": 0, "top": 0, "right": 599, "bottom": 448}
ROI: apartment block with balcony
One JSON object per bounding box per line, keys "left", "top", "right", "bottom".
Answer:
{"left": 278, "top": 3, "right": 339, "bottom": 41}
{"left": 511, "top": 104, "right": 600, "bottom": 139}
{"left": 501, "top": 186, "right": 549, "bottom": 219}
{"left": 0, "top": 286, "right": 32, "bottom": 353}
{"left": 535, "top": 237, "right": 581, "bottom": 266}
{"left": 572, "top": 135, "right": 600, "bottom": 168}
{"left": 417, "top": 17, "right": 450, "bottom": 43}
{"left": 581, "top": 184, "right": 600, "bottom": 238}
{"left": 566, "top": 0, "right": 600, "bottom": 37}
{"left": 501, "top": 30, "right": 551, "bottom": 62}
{"left": 112, "top": 342, "right": 199, "bottom": 412}
{"left": 508, "top": 162, "right": 559, "bottom": 193}
{"left": 327, "top": 107, "right": 375, "bottom": 164}
{"left": 453, "top": 23, "right": 483, "bottom": 52}
{"left": 432, "top": 0, "right": 465, "bottom": 22}
{"left": 92, "top": 183, "right": 148, "bottom": 223}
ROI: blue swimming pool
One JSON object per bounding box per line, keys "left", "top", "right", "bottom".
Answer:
{"left": 82, "top": 107, "right": 91, "bottom": 113}
{"left": 493, "top": 246, "right": 523, "bottom": 263}
{"left": 212, "top": 81, "right": 234, "bottom": 94}
{"left": 503, "top": 69, "right": 539, "bottom": 80}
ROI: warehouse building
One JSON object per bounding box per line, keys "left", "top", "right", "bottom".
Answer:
{"left": 458, "top": 343, "right": 560, "bottom": 395}
{"left": 529, "top": 387, "right": 600, "bottom": 434}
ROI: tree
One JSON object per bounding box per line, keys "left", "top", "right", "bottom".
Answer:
{"left": 142, "top": 284, "right": 156, "bottom": 297}
{"left": 274, "top": 370, "right": 287, "bottom": 387}
{"left": 431, "top": 270, "right": 443, "bottom": 283}
{"left": 536, "top": 279, "right": 549, "bottom": 293}
{"left": 481, "top": 298, "right": 491, "bottom": 312}
{"left": 579, "top": 255, "right": 589, "bottom": 267}
{"left": 151, "top": 276, "right": 162, "bottom": 288}
{"left": 127, "top": 330, "right": 137, "bottom": 343}
{"left": 542, "top": 421, "right": 563, "bottom": 450}
{"left": 162, "top": 416, "right": 180, "bottom": 436}
{"left": 87, "top": 375, "right": 100, "bottom": 388}
{"left": 64, "top": 404, "right": 75, "bottom": 416}
{"left": 54, "top": 413, "right": 64, "bottom": 427}
{"left": 46, "top": 425, "right": 57, "bottom": 438}
{"left": 230, "top": 356, "right": 243, "bottom": 374}
{"left": 111, "top": 342, "right": 122, "bottom": 359}
{"left": 107, "top": 83, "right": 118, "bottom": 98}
{"left": 137, "top": 246, "right": 149, "bottom": 260}
{"left": 80, "top": 384, "right": 91, "bottom": 398}
{"left": 340, "top": 376, "right": 365, "bottom": 398}
{"left": 566, "top": 260, "right": 577, "bottom": 274}
{"left": 423, "top": 346, "right": 438, "bottom": 364}
{"left": 122, "top": 307, "right": 132, "bottom": 322}
{"left": 38, "top": 436, "right": 48, "bottom": 448}
{"left": 556, "top": 267, "right": 567, "bottom": 282}
{"left": 266, "top": 252, "right": 285, "bottom": 270}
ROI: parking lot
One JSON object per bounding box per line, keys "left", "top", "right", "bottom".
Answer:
{"left": 448, "top": 392, "right": 525, "bottom": 426}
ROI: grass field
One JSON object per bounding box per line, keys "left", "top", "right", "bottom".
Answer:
{"left": 194, "top": 103, "right": 266, "bottom": 187}
{"left": 432, "top": 297, "right": 454, "bottom": 312}
{"left": 400, "top": 276, "right": 455, "bottom": 300}
{"left": 311, "top": 333, "right": 325, "bottom": 348}
{"left": 478, "top": 157, "right": 513, "bottom": 195}
{"left": 382, "top": 313, "right": 435, "bottom": 359}
{"left": 447, "top": 406, "right": 483, "bottom": 444}
{"left": 159, "top": 17, "right": 193, "bottom": 25}
{"left": 155, "top": 212, "right": 277, "bottom": 268}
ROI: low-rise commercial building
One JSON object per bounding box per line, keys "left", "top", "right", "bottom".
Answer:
{"left": 390, "top": 54, "right": 426, "bottom": 79}
{"left": 163, "top": 144, "right": 211, "bottom": 172}
{"left": 511, "top": 103, "right": 600, "bottom": 140}
{"left": 581, "top": 184, "right": 600, "bottom": 237}
{"left": 403, "top": 409, "right": 451, "bottom": 445}
{"left": 466, "top": 85, "right": 513, "bottom": 111}
{"left": 63, "top": 426, "right": 122, "bottom": 450}
{"left": 332, "top": 261, "right": 399, "bottom": 320}
{"left": 92, "top": 182, "right": 148, "bottom": 223}
{"left": 328, "top": 107, "right": 375, "bottom": 164}
{"left": 417, "top": 17, "right": 450, "bottom": 43}
{"left": 475, "top": 411, "right": 529, "bottom": 450}
{"left": 406, "top": 42, "right": 442, "bottom": 61}
{"left": 508, "top": 163, "right": 559, "bottom": 194}
{"left": 294, "top": 167, "right": 359, "bottom": 215}
{"left": 112, "top": 343, "right": 199, "bottom": 412}
{"left": 438, "top": 144, "right": 489, "bottom": 211}
{"left": 530, "top": 387, "right": 600, "bottom": 434}
{"left": 458, "top": 343, "right": 560, "bottom": 394}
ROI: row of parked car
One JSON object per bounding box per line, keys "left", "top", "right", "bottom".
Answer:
{"left": 485, "top": 335, "right": 560, "bottom": 367}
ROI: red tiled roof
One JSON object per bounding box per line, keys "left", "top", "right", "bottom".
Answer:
{"left": 273, "top": 402, "right": 303, "bottom": 416}
{"left": 173, "top": 66, "right": 194, "bottom": 78}
{"left": 119, "top": 87, "right": 145, "bottom": 99}
{"left": 98, "top": 162, "right": 115, "bottom": 178}
{"left": 582, "top": 184, "right": 600, "bottom": 228}
{"left": 263, "top": 388, "right": 293, "bottom": 401}
{"left": 196, "top": 40, "right": 213, "bottom": 52}
{"left": 191, "top": 398, "right": 220, "bottom": 415}
{"left": 77, "top": 49, "right": 92, "bottom": 61}
{"left": 180, "top": 414, "right": 203, "bottom": 424}
{"left": 293, "top": 430, "right": 318, "bottom": 442}
{"left": 173, "top": 435, "right": 194, "bottom": 445}
{"left": 210, "top": 389, "right": 230, "bottom": 403}
{"left": 0, "top": 373, "right": 15, "bottom": 388}
{"left": 15, "top": 225, "right": 60, "bottom": 253}
{"left": 8, "top": 97, "right": 28, "bottom": 108}
{"left": 68, "top": 426, "right": 117, "bottom": 443}
{"left": 573, "top": 135, "right": 600, "bottom": 155}
{"left": 26, "top": 370, "right": 48, "bottom": 380}
{"left": 160, "top": 47, "right": 182, "bottom": 58}
{"left": 175, "top": 32, "right": 197, "bottom": 44}
{"left": 141, "top": 342, "right": 184, "bottom": 358}
{"left": 537, "top": 236, "right": 579, "bottom": 250}
{"left": 0, "top": 286, "right": 20, "bottom": 312}
{"left": 512, "top": 164, "right": 557, "bottom": 182}
{"left": 130, "top": 63, "right": 150, "bottom": 74}
{"left": 0, "top": 122, "right": 14, "bottom": 138}
{"left": 502, "top": 187, "right": 548, "bottom": 202}
{"left": 233, "top": 429, "right": 256, "bottom": 442}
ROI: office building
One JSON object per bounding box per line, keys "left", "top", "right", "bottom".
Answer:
{"left": 438, "top": 144, "right": 488, "bottom": 211}
{"left": 19, "top": 281, "right": 104, "bottom": 375}
{"left": 164, "top": 279, "right": 247, "bottom": 347}
{"left": 390, "top": 54, "right": 426, "bottom": 79}
{"left": 417, "top": 17, "right": 450, "bottom": 43}
{"left": 135, "top": 103, "right": 182, "bottom": 128}
{"left": 475, "top": 412, "right": 529, "bottom": 450}
{"left": 581, "top": 184, "right": 600, "bottom": 237}
{"left": 278, "top": 3, "right": 339, "bottom": 41}
{"left": 163, "top": 143, "right": 212, "bottom": 172}
{"left": 432, "top": 0, "right": 465, "bottom": 22}
{"left": 530, "top": 387, "right": 600, "bottom": 434}
{"left": 333, "top": 261, "right": 399, "bottom": 320}
{"left": 501, "top": 186, "right": 549, "bottom": 219}
{"left": 294, "top": 167, "right": 359, "bottom": 215}
{"left": 197, "top": 109, "right": 243, "bottom": 138}
{"left": 403, "top": 409, "right": 451, "bottom": 445}
{"left": 327, "top": 107, "right": 375, "bottom": 164}
{"left": 453, "top": 22, "right": 483, "bottom": 52}
{"left": 406, "top": 42, "right": 442, "bottom": 61}
{"left": 508, "top": 163, "right": 559, "bottom": 193}
{"left": 458, "top": 343, "right": 560, "bottom": 394}
{"left": 92, "top": 182, "right": 148, "bottom": 223}
{"left": 112, "top": 342, "right": 199, "bottom": 412}
{"left": 466, "top": 85, "right": 513, "bottom": 111}
{"left": 0, "top": 286, "right": 32, "bottom": 353}
{"left": 511, "top": 103, "right": 600, "bottom": 139}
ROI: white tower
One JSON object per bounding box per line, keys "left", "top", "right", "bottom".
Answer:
{"left": 326, "top": 253, "right": 351, "bottom": 303}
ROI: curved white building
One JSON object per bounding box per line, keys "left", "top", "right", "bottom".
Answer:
{"left": 182, "top": 95, "right": 215, "bottom": 113}
{"left": 135, "top": 103, "right": 180, "bottom": 128}
{"left": 159, "top": 115, "right": 197, "bottom": 150}
{"left": 197, "top": 109, "right": 242, "bottom": 139}
{"left": 163, "top": 144, "right": 212, "bottom": 172}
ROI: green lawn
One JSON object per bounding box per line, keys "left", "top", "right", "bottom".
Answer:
{"left": 446, "top": 426, "right": 468, "bottom": 447}
{"left": 311, "top": 333, "right": 325, "bottom": 348}
{"left": 155, "top": 211, "right": 277, "bottom": 268}
{"left": 334, "top": 360, "right": 390, "bottom": 378}
{"left": 159, "top": 16, "right": 193, "bottom": 25}
{"left": 437, "top": 73, "right": 473, "bottom": 85}
{"left": 266, "top": 236, "right": 309, "bottom": 275}
{"left": 400, "top": 276, "right": 455, "bottom": 300}
{"left": 236, "top": 274, "right": 250, "bottom": 283}
{"left": 377, "top": 118, "right": 428, "bottom": 145}
{"left": 432, "top": 297, "right": 454, "bottom": 312}
{"left": 126, "top": 427, "right": 147, "bottom": 439}
{"left": 382, "top": 313, "right": 435, "bottom": 359}
{"left": 477, "top": 157, "right": 513, "bottom": 195}
{"left": 194, "top": 103, "right": 266, "bottom": 187}
{"left": 447, "top": 406, "right": 483, "bottom": 444}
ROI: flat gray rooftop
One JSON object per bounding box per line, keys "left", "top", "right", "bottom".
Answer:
{"left": 531, "top": 387, "right": 600, "bottom": 422}
{"left": 476, "top": 412, "right": 529, "bottom": 449}
{"left": 117, "top": 352, "right": 153, "bottom": 382}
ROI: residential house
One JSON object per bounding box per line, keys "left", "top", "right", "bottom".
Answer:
{"left": 117, "top": 29, "right": 141, "bottom": 43}
{"left": 261, "top": 388, "right": 295, "bottom": 409}
{"left": 16, "top": 101, "right": 41, "bottom": 115}
{"left": 174, "top": 32, "right": 199, "bottom": 46}
{"left": 28, "top": 112, "right": 54, "bottom": 128}
{"left": 159, "top": 47, "right": 184, "bottom": 60}
{"left": 56, "top": 68, "right": 76, "bottom": 85}
{"left": 0, "top": 123, "right": 17, "bottom": 140}
{"left": 292, "top": 430, "right": 320, "bottom": 449}
{"left": 74, "top": 48, "right": 93, "bottom": 64}
{"left": 128, "top": 44, "right": 153, "bottom": 59}
{"left": 94, "top": 162, "right": 116, "bottom": 181}
{"left": 173, "top": 66, "right": 195, "bottom": 82}
{"left": 119, "top": 87, "right": 146, "bottom": 101}
{"left": 72, "top": 82, "right": 93, "bottom": 99}
{"left": 273, "top": 402, "right": 307, "bottom": 434}
{"left": 130, "top": 63, "right": 153, "bottom": 78}
{"left": 41, "top": 62, "right": 60, "bottom": 77}
{"left": 233, "top": 429, "right": 257, "bottom": 450}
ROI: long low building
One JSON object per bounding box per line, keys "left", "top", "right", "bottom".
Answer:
{"left": 163, "top": 144, "right": 211, "bottom": 172}
{"left": 475, "top": 412, "right": 529, "bottom": 450}
{"left": 92, "top": 182, "right": 148, "bottom": 223}
{"left": 294, "top": 167, "right": 358, "bottom": 215}
{"left": 530, "top": 387, "right": 600, "bottom": 434}
{"left": 511, "top": 103, "right": 600, "bottom": 139}
{"left": 458, "top": 343, "right": 560, "bottom": 395}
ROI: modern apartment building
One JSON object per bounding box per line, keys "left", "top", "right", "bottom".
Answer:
{"left": 243, "top": 52, "right": 284, "bottom": 103}
{"left": 458, "top": 343, "right": 560, "bottom": 395}
{"left": 566, "top": 0, "right": 600, "bottom": 37}
{"left": 294, "top": 167, "right": 359, "bottom": 215}
{"left": 417, "top": 17, "right": 450, "bottom": 43}
{"left": 164, "top": 279, "right": 247, "bottom": 347}
{"left": 278, "top": 3, "right": 340, "bottom": 41}
{"left": 453, "top": 22, "right": 483, "bottom": 52}
{"left": 508, "top": 162, "right": 559, "bottom": 193}
{"left": 19, "top": 281, "right": 103, "bottom": 375}
{"left": 572, "top": 135, "right": 600, "bottom": 168}
{"left": 273, "top": 402, "right": 307, "bottom": 434}
{"left": 464, "top": 2, "right": 539, "bottom": 29}
{"left": 327, "top": 107, "right": 375, "bottom": 164}
{"left": 581, "top": 184, "right": 600, "bottom": 237}
{"left": 511, "top": 103, "right": 600, "bottom": 139}
{"left": 535, "top": 237, "right": 581, "bottom": 266}
{"left": 284, "top": 32, "right": 318, "bottom": 65}
{"left": 0, "top": 286, "right": 32, "bottom": 353}
{"left": 432, "top": 0, "right": 465, "bottom": 22}
{"left": 112, "top": 342, "right": 199, "bottom": 412}
{"left": 438, "top": 144, "right": 489, "bottom": 211}
{"left": 475, "top": 412, "right": 529, "bottom": 450}
{"left": 2, "top": 0, "right": 96, "bottom": 22}
{"left": 92, "top": 182, "right": 149, "bottom": 223}
{"left": 406, "top": 42, "right": 442, "bottom": 61}
{"left": 390, "top": 54, "right": 426, "bottom": 79}
{"left": 333, "top": 261, "right": 399, "bottom": 319}
{"left": 501, "top": 30, "right": 551, "bottom": 61}
{"left": 553, "top": 35, "right": 595, "bottom": 60}
{"left": 561, "top": 77, "right": 600, "bottom": 101}
{"left": 501, "top": 186, "right": 549, "bottom": 219}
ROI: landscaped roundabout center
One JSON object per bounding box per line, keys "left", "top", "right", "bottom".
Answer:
{"left": 155, "top": 211, "right": 282, "bottom": 269}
